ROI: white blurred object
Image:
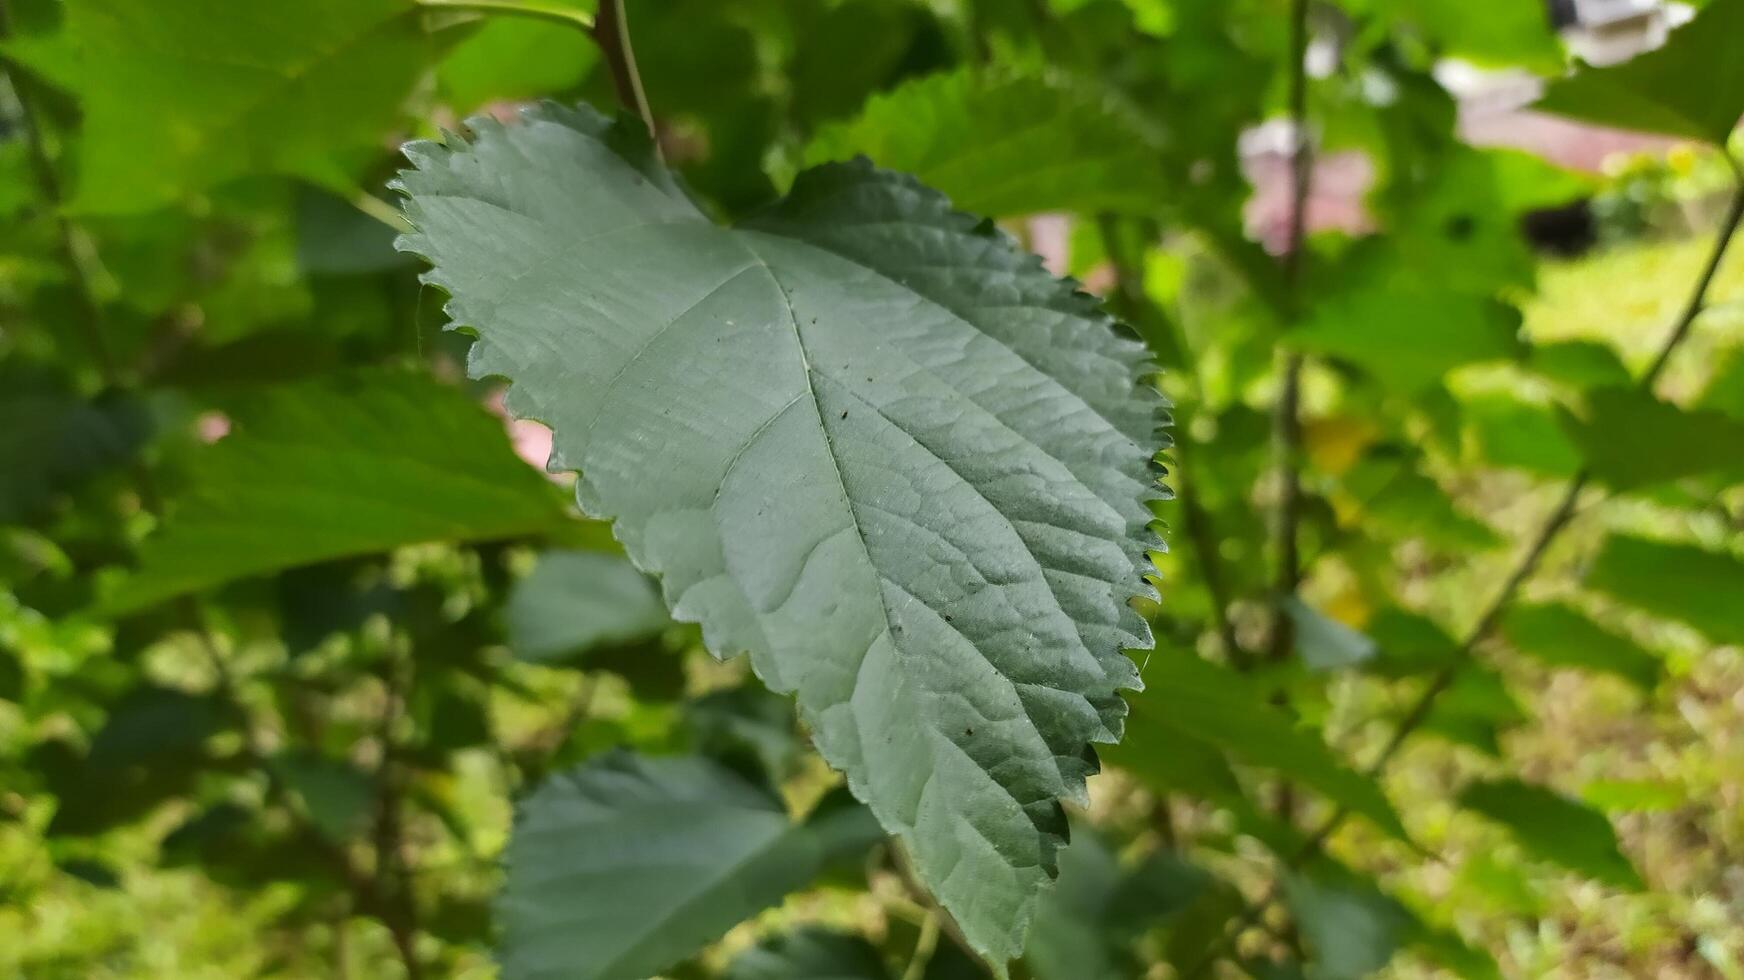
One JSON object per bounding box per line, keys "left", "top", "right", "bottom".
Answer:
{"left": 1563, "top": 0, "right": 1694, "bottom": 66}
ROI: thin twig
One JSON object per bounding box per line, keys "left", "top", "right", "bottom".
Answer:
{"left": 891, "top": 841, "right": 993, "bottom": 974}
{"left": 1259, "top": 0, "right": 1315, "bottom": 848}
{"left": 901, "top": 912, "right": 942, "bottom": 980}
{"left": 1186, "top": 167, "right": 1744, "bottom": 979}
{"left": 591, "top": 0, "right": 658, "bottom": 151}
{"left": 1263, "top": 0, "right": 1315, "bottom": 672}
{"left": 372, "top": 646, "right": 424, "bottom": 980}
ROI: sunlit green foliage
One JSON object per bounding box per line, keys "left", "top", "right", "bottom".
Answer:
{"left": 2, "top": 0, "right": 1742, "bottom": 977}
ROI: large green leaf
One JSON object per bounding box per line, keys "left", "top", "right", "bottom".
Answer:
{"left": 1457, "top": 778, "right": 1642, "bottom": 890}
{"left": 104, "top": 372, "right": 567, "bottom": 613}
{"left": 1500, "top": 603, "right": 1660, "bottom": 690}
{"left": 397, "top": 103, "right": 1161, "bottom": 968}
{"left": 1116, "top": 654, "right": 1406, "bottom": 839}
{"left": 66, "top": 0, "right": 435, "bottom": 213}
{"left": 1584, "top": 535, "right": 1744, "bottom": 646}
{"left": 506, "top": 549, "right": 670, "bottom": 663}
{"left": 1535, "top": 0, "right": 1744, "bottom": 146}
{"left": 803, "top": 69, "right": 1167, "bottom": 218}
{"left": 501, "top": 751, "right": 841, "bottom": 980}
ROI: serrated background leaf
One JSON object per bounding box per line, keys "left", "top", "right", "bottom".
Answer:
{"left": 803, "top": 70, "right": 1168, "bottom": 218}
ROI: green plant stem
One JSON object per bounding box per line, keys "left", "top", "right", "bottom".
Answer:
{"left": 1093, "top": 216, "right": 1250, "bottom": 668}
{"left": 372, "top": 646, "right": 424, "bottom": 980}
{"left": 1263, "top": 0, "right": 1314, "bottom": 672}
{"left": 1187, "top": 167, "right": 1744, "bottom": 980}
{"left": 591, "top": 0, "right": 658, "bottom": 149}
{"left": 1261, "top": 0, "right": 1315, "bottom": 848}
{"left": 413, "top": 0, "right": 593, "bottom": 32}
{"left": 0, "top": 3, "right": 120, "bottom": 383}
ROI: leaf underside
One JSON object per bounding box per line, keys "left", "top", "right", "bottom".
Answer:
{"left": 395, "top": 103, "right": 1164, "bottom": 968}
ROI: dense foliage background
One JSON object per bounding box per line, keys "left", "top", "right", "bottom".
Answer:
{"left": 2, "top": 0, "right": 1742, "bottom": 977}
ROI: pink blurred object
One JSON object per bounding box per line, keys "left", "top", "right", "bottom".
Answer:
{"left": 196, "top": 411, "right": 231, "bottom": 444}
{"left": 485, "top": 390, "right": 558, "bottom": 476}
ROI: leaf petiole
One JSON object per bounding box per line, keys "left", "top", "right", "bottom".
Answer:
{"left": 412, "top": 0, "right": 593, "bottom": 34}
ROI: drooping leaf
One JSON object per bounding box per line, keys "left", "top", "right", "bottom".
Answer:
{"left": 1286, "top": 597, "right": 1378, "bottom": 673}
{"left": 1581, "top": 778, "right": 1685, "bottom": 814}
{"left": 785, "top": 0, "right": 948, "bottom": 131}
{"left": 1347, "top": 0, "right": 1562, "bottom": 69}
{"left": 1561, "top": 386, "right": 1744, "bottom": 490}
{"left": 1284, "top": 873, "right": 1412, "bottom": 980}
{"left": 39, "top": 686, "right": 235, "bottom": 836}
{"left": 1418, "top": 667, "right": 1525, "bottom": 757}
{"left": 506, "top": 549, "right": 669, "bottom": 664}
{"left": 1457, "top": 778, "right": 1643, "bottom": 890}
{"left": 1460, "top": 393, "right": 1582, "bottom": 478}
{"left": 104, "top": 372, "right": 568, "bottom": 613}
{"left": 1527, "top": 341, "right": 1631, "bottom": 391}
{"left": 270, "top": 751, "right": 376, "bottom": 843}
{"left": 0, "top": 367, "right": 151, "bottom": 522}
{"left": 1106, "top": 719, "right": 1245, "bottom": 807}
{"left": 1364, "top": 608, "right": 1461, "bottom": 677}
{"left": 1584, "top": 535, "right": 1744, "bottom": 646}
{"left": 435, "top": 0, "right": 598, "bottom": 112}
{"left": 1338, "top": 455, "right": 1502, "bottom": 552}
{"left": 1698, "top": 347, "right": 1744, "bottom": 421}
{"left": 1500, "top": 603, "right": 1661, "bottom": 690}
{"left": 1295, "top": 279, "right": 1521, "bottom": 393}
{"left": 1535, "top": 0, "right": 1744, "bottom": 146}
{"left": 1119, "top": 654, "right": 1406, "bottom": 839}
{"left": 65, "top": 0, "right": 434, "bottom": 213}
{"left": 684, "top": 685, "right": 807, "bottom": 783}
{"left": 499, "top": 751, "right": 841, "bottom": 980}
{"left": 803, "top": 69, "right": 1168, "bottom": 218}
{"left": 397, "top": 103, "right": 1161, "bottom": 967}
{"left": 295, "top": 186, "right": 415, "bottom": 276}
{"left": 725, "top": 928, "right": 892, "bottom": 980}
{"left": 1021, "top": 829, "right": 1132, "bottom": 980}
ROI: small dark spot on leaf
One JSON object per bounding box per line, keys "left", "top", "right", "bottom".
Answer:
{"left": 1444, "top": 213, "right": 1476, "bottom": 240}
{"left": 964, "top": 727, "right": 973, "bottom": 736}
{"left": 840, "top": 410, "right": 848, "bottom": 419}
